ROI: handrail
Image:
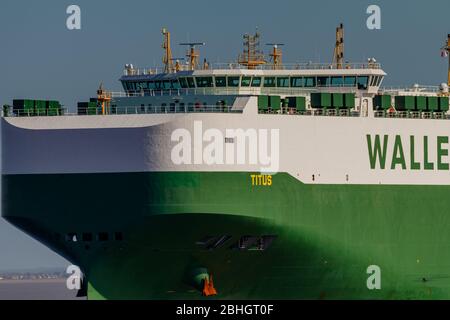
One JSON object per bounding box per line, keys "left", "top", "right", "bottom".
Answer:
{"left": 373, "top": 110, "right": 447, "bottom": 119}
{"left": 380, "top": 85, "right": 442, "bottom": 93}
{"left": 5, "top": 106, "right": 450, "bottom": 121}
{"left": 123, "top": 62, "right": 382, "bottom": 76}
{"left": 110, "top": 86, "right": 358, "bottom": 98}
{"left": 7, "top": 105, "right": 240, "bottom": 117}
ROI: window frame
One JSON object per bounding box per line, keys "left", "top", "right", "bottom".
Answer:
{"left": 343, "top": 76, "right": 356, "bottom": 87}
{"left": 227, "top": 76, "right": 241, "bottom": 87}
{"left": 251, "top": 77, "right": 262, "bottom": 87}
{"left": 357, "top": 76, "right": 369, "bottom": 90}
{"left": 304, "top": 77, "right": 316, "bottom": 87}
{"left": 331, "top": 76, "right": 344, "bottom": 87}
{"left": 290, "top": 77, "right": 304, "bottom": 88}
{"left": 195, "top": 76, "right": 214, "bottom": 88}
{"left": 263, "top": 77, "right": 276, "bottom": 88}
{"left": 186, "top": 77, "right": 196, "bottom": 88}
{"left": 178, "top": 77, "right": 188, "bottom": 88}
{"left": 215, "top": 76, "right": 227, "bottom": 87}
{"left": 241, "top": 76, "right": 252, "bottom": 87}
{"left": 317, "top": 76, "right": 330, "bottom": 87}
{"left": 277, "top": 77, "right": 290, "bottom": 88}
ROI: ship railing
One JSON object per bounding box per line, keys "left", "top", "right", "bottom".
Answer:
{"left": 373, "top": 110, "right": 446, "bottom": 119}
{"left": 259, "top": 108, "right": 361, "bottom": 117}
{"left": 6, "top": 106, "right": 450, "bottom": 121}
{"left": 11, "top": 108, "right": 70, "bottom": 117}
{"left": 380, "top": 85, "right": 442, "bottom": 94}
{"left": 6, "top": 105, "right": 240, "bottom": 117}
{"left": 110, "top": 86, "right": 358, "bottom": 98}
{"left": 123, "top": 62, "right": 382, "bottom": 75}
{"left": 210, "top": 62, "right": 382, "bottom": 71}
{"left": 102, "top": 105, "right": 239, "bottom": 115}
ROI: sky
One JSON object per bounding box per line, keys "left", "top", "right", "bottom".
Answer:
{"left": 0, "top": 0, "right": 449, "bottom": 271}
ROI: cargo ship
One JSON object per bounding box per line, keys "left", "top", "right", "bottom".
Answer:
{"left": 3, "top": 26, "right": 450, "bottom": 300}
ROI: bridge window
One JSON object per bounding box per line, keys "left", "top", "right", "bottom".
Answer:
{"left": 263, "top": 77, "right": 276, "bottom": 87}
{"left": 178, "top": 77, "right": 188, "bottom": 88}
{"left": 290, "top": 77, "right": 304, "bottom": 87}
{"left": 215, "top": 76, "right": 227, "bottom": 87}
{"left": 162, "top": 81, "right": 172, "bottom": 89}
{"left": 228, "top": 76, "right": 240, "bottom": 87}
{"left": 344, "top": 76, "right": 356, "bottom": 87}
{"left": 304, "top": 77, "right": 316, "bottom": 87}
{"left": 376, "top": 76, "right": 384, "bottom": 86}
{"left": 331, "top": 76, "right": 344, "bottom": 87}
{"left": 317, "top": 76, "right": 330, "bottom": 87}
{"left": 114, "top": 232, "right": 123, "bottom": 241}
{"left": 241, "top": 76, "right": 252, "bottom": 87}
{"left": 251, "top": 77, "right": 262, "bottom": 87}
{"left": 357, "top": 76, "right": 369, "bottom": 90}
{"left": 148, "top": 81, "right": 156, "bottom": 90}
{"left": 134, "top": 82, "right": 146, "bottom": 90}
{"left": 172, "top": 80, "right": 181, "bottom": 89}
{"left": 186, "top": 77, "right": 196, "bottom": 88}
{"left": 153, "top": 81, "right": 161, "bottom": 89}
{"left": 277, "top": 77, "right": 289, "bottom": 87}
{"left": 196, "top": 77, "right": 214, "bottom": 87}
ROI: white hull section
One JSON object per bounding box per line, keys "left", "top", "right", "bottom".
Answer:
{"left": 3, "top": 109, "right": 450, "bottom": 186}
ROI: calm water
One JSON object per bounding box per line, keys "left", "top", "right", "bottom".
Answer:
{"left": 0, "top": 279, "right": 86, "bottom": 300}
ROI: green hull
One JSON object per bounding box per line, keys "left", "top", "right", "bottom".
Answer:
{"left": 3, "top": 171, "right": 450, "bottom": 299}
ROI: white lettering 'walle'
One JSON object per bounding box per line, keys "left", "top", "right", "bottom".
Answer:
{"left": 171, "top": 121, "right": 280, "bottom": 173}
{"left": 66, "top": 265, "right": 82, "bottom": 290}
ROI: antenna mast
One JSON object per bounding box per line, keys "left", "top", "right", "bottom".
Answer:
{"left": 266, "top": 43, "right": 284, "bottom": 69}
{"left": 446, "top": 34, "right": 450, "bottom": 87}
{"left": 238, "top": 31, "right": 266, "bottom": 70}
{"left": 179, "top": 42, "right": 205, "bottom": 70}
{"left": 97, "top": 83, "right": 111, "bottom": 115}
{"left": 162, "top": 28, "right": 174, "bottom": 73}
{"left": 333, "top": 23, "right": 344, "bottom": 69}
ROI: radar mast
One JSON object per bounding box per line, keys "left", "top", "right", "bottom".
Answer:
{"left": 179, "top": 42, "right": 206, "bottom": 70}
{"left": 238, "top": 30, "right": 266, "bottom": 70}
{"left": 266, "top": 43, "right": 284, "bottom": 69}
{"left": 332, "top": 23, "right": 344, "bottom": 69}
{"left": 162, "top": 28, "right": 174, "bottom": 73}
